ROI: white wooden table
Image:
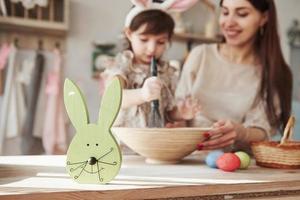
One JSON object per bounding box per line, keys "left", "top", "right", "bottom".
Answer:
{"left": 0, "top": 155, "right": 300, "bottom": 199}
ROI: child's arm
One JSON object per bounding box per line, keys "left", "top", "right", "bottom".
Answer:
{"left": 121, "top": 88, "right": 145, "bottom": 109}
{"left": 121, "top": 77, "right": 163, "bottom": 109}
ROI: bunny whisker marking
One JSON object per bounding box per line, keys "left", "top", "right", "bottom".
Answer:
{"left": 70, "top": 161, "right": 88, "bottom": 172}
{"left": 97, "top": 147, "right": 114, "bottom": 160}
{"left": 74, "top": 162, "right": 88, "bottom": 179}
{"left": 96, "top": 162, "right": 104, "bottom": 182}
{"left": 97, "top": 161, "right": 117, "bottom": 166}
{"left": 67, "top": 160, "right": 87, "bottom": 165}
{"left": 83, "top": 166, "right": 104, "bottom": 174}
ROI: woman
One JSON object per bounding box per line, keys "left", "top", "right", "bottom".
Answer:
{"left": 175, "top": 0, "right": 293, "bottom": 151}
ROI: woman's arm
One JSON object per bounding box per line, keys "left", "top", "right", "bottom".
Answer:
{"left": 175, "top": 46, "right": 204, "bottom": 99}
{"left": 197, "top": 120, "right": 268, "bottom": 150}
{"left": 169, "top": 46, "right": 205, "bottom": 122}
{"left": 197, "top": 94, "right": 277, "bottom": 151}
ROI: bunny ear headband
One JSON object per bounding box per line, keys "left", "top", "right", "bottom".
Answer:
{"left": 125, "top": 0, "right": 199, "bottom": 27}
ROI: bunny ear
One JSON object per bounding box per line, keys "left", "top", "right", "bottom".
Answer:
{"left": 131, "top": 0, "right": 152, "bottom": 8}
{"left": 160, "top": 0, "right": 177, "bottom": 10}
{"left": 165, "top": 0, "right": 199, "bottom": 12}
{"left": 64, "top": 79, "right": 89, "bottom": 132}
{"left": 98, "top": 76, "right": 122, "bottom": 131}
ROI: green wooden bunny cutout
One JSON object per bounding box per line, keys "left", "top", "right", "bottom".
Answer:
{"left": 64, "top": 77, "right": 122, "bottom": 184}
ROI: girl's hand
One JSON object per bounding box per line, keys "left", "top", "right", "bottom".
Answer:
{"left": 165, "top": 120, "right": 187, "bottom": 128}
{"left": 141, "top": 77, "right": 162, "bottom": 102}
{"left": 197, "top": 120, "right": 238, "bottom": 150}
{"left": 177, "top": 96, "right": 201, "bottom": 120}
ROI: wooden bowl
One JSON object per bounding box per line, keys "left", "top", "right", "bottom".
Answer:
{"left": 112, "top": 127, "right": 211, "bottom": 164}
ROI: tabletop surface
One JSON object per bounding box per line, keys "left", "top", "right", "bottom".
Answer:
{"left": 0, "top": 154, "right": 300, "bottom": 199}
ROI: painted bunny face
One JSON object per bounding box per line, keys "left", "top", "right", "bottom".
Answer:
{"left": 64, "top": 77, "right": 122, "bottom": 184}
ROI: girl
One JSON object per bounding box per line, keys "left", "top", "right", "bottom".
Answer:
{"left": 101, "top": 0, "right": 200, "bottom": 128}
{"left": 175, "top": 0, "right": 293, "bottom": 152}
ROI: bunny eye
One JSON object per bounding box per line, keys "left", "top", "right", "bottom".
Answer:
{"left": 96, "top": 144, "right": 99, "bottom": 146}
{"left": 87, "top": 144, "right": 90, "bottom": 146}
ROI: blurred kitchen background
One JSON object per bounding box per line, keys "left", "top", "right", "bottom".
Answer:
{"left": 0, "top": 0, "right": 299, "bottom": 155}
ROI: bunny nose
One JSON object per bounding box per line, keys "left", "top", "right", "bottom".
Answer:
{"left": 88, "top": 157, "right": 97, "bottom": 165}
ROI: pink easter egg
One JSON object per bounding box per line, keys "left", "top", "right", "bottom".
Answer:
{"left": 216, "top": 153, "right": 241, "bottom": 172}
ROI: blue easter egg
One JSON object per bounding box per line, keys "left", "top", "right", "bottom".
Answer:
{"left": 205, "top": 150, "right": 224, "bottom": 168}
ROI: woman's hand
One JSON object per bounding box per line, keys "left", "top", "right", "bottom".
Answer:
{"left": 197, "top": 120, "right": 239, "bottom": 150}
{"left": 177, "top": 96, "right": 201, "bottom": 120}
{"left": 141, "top": 77, "right": 162, "bottom": 102}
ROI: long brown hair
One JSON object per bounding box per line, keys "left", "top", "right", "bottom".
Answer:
{"left": 220, "top": 0, "right": 293, "bottom": 132}
{"left": 125, "top": 9, "right": 175, "bottom": 50}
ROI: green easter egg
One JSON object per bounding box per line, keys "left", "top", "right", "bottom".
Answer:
{"left": 235, "top": 151, "right": 250, "bottom": 169}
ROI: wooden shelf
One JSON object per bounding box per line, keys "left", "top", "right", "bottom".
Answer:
{"left": 0, "top": 0, "right": 69, "bottom": 36}
{"left": 0, "top": 16, "right": 68, "bottom": 36}
{"left": 174, "top": 32, "right": 223, "bottom": 44}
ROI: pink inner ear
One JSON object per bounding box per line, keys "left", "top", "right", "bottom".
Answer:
{"left": 131, "top": 0, "right": 151, "bottom": 7}
{"left": 169, "top": 0, "right": 199, "bottom": 12}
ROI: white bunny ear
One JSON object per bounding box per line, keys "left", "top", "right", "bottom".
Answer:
{"left": 125, "top": 0, "right": 153, "bottom": 27}
{"left": 164, "top": 0, "right": 199, "bottom": 12}
{"left": 131, "top": 0, "right": 152, "bottom": 8}
{"left": 160, "top": 0, "right": 177, "bottom": 10}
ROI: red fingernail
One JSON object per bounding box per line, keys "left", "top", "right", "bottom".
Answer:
{"left": 204, "top": 132, "right": 210, "bottom": 138}
{"left": 197, "top": 143, "right": 204, "bottom": 150}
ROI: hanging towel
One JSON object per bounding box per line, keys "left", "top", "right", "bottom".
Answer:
{"left": 32, "top": 51, "right": 54, "bottom": 138}
{"left": 0, "top": 43, "right": 11, "bottom": 94}
{"left": 42, "top": 49, "right": 67, "bottom": 154}
{"left": 0, "top": 44, "right": 16, "bottom": 154}
{"left": 0, "top": 43, "right": 10, "bottom": 70}
{"left": 6, "top": 50, "right": 36, "bottom": 139}
{"left": 0, "top": 0, "right": 8, "bottom": 16}
{"left": 16, "top": 58, "right": 35, "bottom": 129}
{"left": 0, "top": 46, "right": 42, "bottom": 155}
{"left": 21, "top": 50, "right": 45, "bottom": 155}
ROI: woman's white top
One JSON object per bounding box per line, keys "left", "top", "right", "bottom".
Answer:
{"left": 176, "top": 44, "right": 274, "bottom": 137}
